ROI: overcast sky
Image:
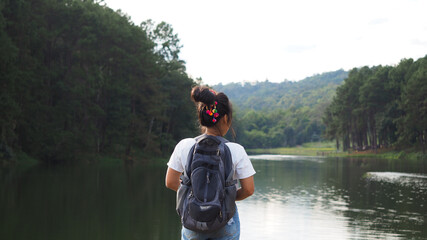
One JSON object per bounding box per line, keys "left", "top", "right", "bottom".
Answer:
{"left": 104, "top": 0, "right": 427, "bottom": 85}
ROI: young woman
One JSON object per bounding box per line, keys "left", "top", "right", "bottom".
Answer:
{"left": 165, "top": 86, "right": 256, "bottom": 240}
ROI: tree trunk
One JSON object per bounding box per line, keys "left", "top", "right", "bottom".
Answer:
{"left": 343, "top": 133, "right": 350, "bottom": 152}
{"left": 336, "top": 138, "right": 340, "bottom": 151}
{"left": 126, "top": 98, "right": 136, "bottom": 158}
{"left": 361, "top": 123, "right": 368, "bottom": 150}
{"left": 372, "top": 121, "right": 377, "bottom": 153}
{"left": 148, "top": 117, "right": 155, "bottom": 134}
{"left": 423, "top": 130, "right": 426, "bottom": 154}
{"left": 351, "top": 131, "right": 356, "bottom": 150}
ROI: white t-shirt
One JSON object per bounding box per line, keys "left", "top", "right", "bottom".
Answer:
{"left": 167, "top": 137, "right": 256, "bottom": 180}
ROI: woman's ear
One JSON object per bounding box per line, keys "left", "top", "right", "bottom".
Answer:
{"left": 226, "top": 114, "right": 233, "bottom": 127}
{"left": 219, "top": 114, "right": 228, "bottom": 127}
{"left": 223, "top": 114, "right": 229, "bottom": 125}
{"left": 220, "top": 114, "right": 230, "bottom": 136}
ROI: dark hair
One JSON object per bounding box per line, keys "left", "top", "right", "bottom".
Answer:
{"left": 191, "top": 86, "right": 233, "bottom": 128}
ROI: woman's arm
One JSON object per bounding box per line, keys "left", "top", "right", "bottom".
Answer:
{"left": 236, "top": 176, "right": 255, "bottom": 201}
{"left": 165, "top": 167, "right": 182, "bottom": 192}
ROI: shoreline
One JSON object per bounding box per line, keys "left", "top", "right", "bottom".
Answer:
{"left": 1, "top": 151, "right": 169, "bottom": 167}
{"left": 247, "top": 143, "right": 427, "bottom": 161}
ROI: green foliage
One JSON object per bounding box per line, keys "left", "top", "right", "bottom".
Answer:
{"left": 217, "top": 70, "right": 348, "bottom": 148}
{"left": 216, "top": 70, "right": 347, "bottom": 111}
{"left": 324, "top": 56, "right": 427, "bottom": 153}
{"left": 0, "top": 0, "right": 198, "bottom": 163}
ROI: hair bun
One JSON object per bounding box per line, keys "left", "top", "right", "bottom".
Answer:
{"left": 191, "top": 86, "right": 215, "bottom": 105}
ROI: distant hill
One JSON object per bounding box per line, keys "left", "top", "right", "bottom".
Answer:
{"left": 213, "top": 69, "right": 349, "bottom": 148}
{"left": 215, "top": 69, "right": 348, "bottom": 114}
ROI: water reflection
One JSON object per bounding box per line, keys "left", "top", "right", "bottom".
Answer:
{"left": 0, "top": 163, "right": 180, "bottom": 240}
{"left": 238, "top": 156, "right": 427, "bottom": 240}
{"left": 0, "top": 156, "right": 426, "bottom": 240}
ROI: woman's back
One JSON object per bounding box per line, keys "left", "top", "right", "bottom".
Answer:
{"left": 165, "top": 86, "right": 255, "bottom": 240}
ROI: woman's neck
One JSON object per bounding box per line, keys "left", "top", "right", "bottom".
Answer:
{"left": 205, "top": 127, "right": 222, "bottom": 137}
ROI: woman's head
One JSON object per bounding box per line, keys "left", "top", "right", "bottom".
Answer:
{"left": 191, "top": 86, "right": 233, "bottom": 135}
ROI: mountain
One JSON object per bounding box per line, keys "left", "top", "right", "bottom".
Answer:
{"left": 213, "top": 69, "right": 348, "bottom": 148}
{"left": 215, "top": 69, "right": 348, "bottom": 112}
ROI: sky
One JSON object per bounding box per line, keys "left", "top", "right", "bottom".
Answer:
{"left": 104, "top": 0, "right": 427, "bottom": 85}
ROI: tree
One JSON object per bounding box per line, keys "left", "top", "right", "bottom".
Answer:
{"left": 0, "top": 0, "right": 197, "bottom": 163}
{"left": 398, "top": 57, "right": 427, "bottom": 152}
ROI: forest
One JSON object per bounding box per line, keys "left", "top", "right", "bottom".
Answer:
{"left": 217, "top": 58, "right": 427, "bottom": 153}
{"left": 1, "top": 0, "right": 426, "bottom": 164}
{"left": 323, "top": 57, "right": 427, "bottom": 153}
{"left": 215, "top": 70, "right": 348, "bottom": 148}
{"left": 0, "top": 0, "right": 199, "bottom": 163}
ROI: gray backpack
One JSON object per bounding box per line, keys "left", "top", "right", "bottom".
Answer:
{"left": 176, "top": 134, "right": 237, "bottom": 233}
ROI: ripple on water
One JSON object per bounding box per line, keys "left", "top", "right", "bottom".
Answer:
{"left": 365, "top": 172, "right": 427, "bottom": 189}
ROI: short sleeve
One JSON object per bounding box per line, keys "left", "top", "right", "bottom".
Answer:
{"left": 167, "top": 138, "right": 195, "bottom": 173}
{"left": 227, "top": 143, "right": 256, "bottom": 179}
{"left": 167, "top": 141, "right": 185, "bottom": 173}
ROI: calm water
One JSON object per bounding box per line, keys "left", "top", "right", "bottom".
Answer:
{"left": 1, "top": 156, "right": 426, "bottom": 240}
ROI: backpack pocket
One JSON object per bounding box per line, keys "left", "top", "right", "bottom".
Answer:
{"left": 191, "top": 168, "right": 221, "bottom": 202}
{"left": 188, "top": 198, "right": 221, "bottom": 222}
{"left": 191, "top": 153, "right": 221, "bottom": 171}
{"left": 176, "top": 184, "right": 191, "bottom": 216}
{"left": 189, "top": 167, "right": 222, "bottom": 222}
{"left": 224, "top": 185, "right": 237, "bottom": 219}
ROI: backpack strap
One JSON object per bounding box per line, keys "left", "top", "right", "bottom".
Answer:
{"left": 181, "top": 135, "right": 205, "bottom": 186}
{"left": 180, "top": 143, "right": 194, "bottom": 186}
{"left": 211, "top": 135, "right": 238, "bottom": 187}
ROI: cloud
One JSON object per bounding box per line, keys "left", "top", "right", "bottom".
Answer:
{"left": 285, "top": 45, "right": 317, "bottom": 54}
{"left": 368, "top": 18, "right": 389, "bottom": 25}
{"left": 411, "top": 39, "right": 427, "bottom": 46}
{"left": 104, "top": 0, "right": 427, "bottom": 85}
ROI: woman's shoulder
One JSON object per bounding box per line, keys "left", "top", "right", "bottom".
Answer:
{"left": 176, "top": 138, "right": 196, "bottom": 148}
{"left": 225, "top": 142, "right": 246, "bottom": 153}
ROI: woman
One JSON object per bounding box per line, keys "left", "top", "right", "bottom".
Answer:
{"left": 165, "top": 86, "right": 256, "bottom": 240}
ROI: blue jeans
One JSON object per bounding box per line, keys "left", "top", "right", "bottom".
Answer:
{"left": 181, "top": 208, "right": 240, "bottom": 240}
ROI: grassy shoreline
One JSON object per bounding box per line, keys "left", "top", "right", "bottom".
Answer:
{"left": 3, "top": 142, "right": 426, "bottom": 166}
{"left": 247, "top": 142, "right": 336, "bottom": 156}
{"left": 247, "top": 142, "right": 427, "bottom": 161}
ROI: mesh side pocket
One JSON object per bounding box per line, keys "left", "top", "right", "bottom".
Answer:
{"left": 224, "top": 185, "right": 237, "bottom": 219}
{"left": 176, "top": 184, "right": 191, "bottom": 216}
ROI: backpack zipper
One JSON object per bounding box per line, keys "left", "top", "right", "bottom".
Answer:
{"left": 204, "top": 172, "right": 210, "bottom": 202}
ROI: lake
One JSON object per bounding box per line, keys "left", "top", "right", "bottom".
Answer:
{"left": 1, "top": 156, "right": 426, "bottom": 239}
